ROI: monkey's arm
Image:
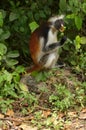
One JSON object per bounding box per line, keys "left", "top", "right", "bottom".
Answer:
{"left": 43, "top": 36, "right": 67, "bottom": 53}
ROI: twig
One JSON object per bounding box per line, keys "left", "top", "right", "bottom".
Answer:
{"left": 0, "top": 117, "right": 22, "bottom": 122}
{"left": 0, "top": 115, "right": 33, "bottom": 122}
{"left": 35, "top": 105, "right": 50, "bottom": 111}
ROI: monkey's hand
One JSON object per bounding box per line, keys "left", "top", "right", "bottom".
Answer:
{"left": 43, "top": 36, "right": 67, "bottom": 54}
{"left": 60, "top": 36, "right": 67, "bottom": 45}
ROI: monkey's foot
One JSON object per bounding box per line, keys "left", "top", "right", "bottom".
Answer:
{"left": 56, "top": 63, "right": 66, "bottom": 68}
{"left": 51, "top": 63, "right": 65, "bottom": 69}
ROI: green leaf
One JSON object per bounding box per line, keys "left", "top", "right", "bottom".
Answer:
{"left": 0, "top": 12, "right": 3, "bottom": 27}
{"left": 29, "top": 21, "right": 39, "bottom": 32}
{"left": 8, "top": 90, "right": 18, "bottom": 98}
{"left": 0, "top": 9, "right": 6, "bottom": 19}
{"left": 75, "top": 16, "right": 82, "bottom": 30}
{"left": 81, "top": 36, "right": 86, "bottom": 44}
{"left": 0, "top": 28, "right": 3, "bottom": 35}
{"left": 3, "top": 70, "right": 12, "bottom": 82}
{"left": 9, "top": 12, "right": 18, "bottom": 21}
{"left": 70, "top": 60, "right": 76, "bottom": 65}
{"left": 15, "top": 65, "right": 25, "bottom": 73}
{"left": 13, "top": 73, "right": 20, "bottom": 83}
{"left": 33, "top": 71, "right": 48, "bottom": 82}
{"left": 75, "top": 35, "right": 81, "bottom": 43}
{"left": 0, "top": 70, "right": 12, "bottom": 83}
{"left": 39, "top": 10, "right": 46, "bottom": 18}
{"left": 19, "top": 83, "right": 28, "bottom": 92}
{"left": 82, "top": 3, "right": 86, "bottom": 14}
{"left": 0, "top": 43, "right": 7, "bottom": 55}
{"left": 59, "top": 0, "right": 67, "bottom": 12}
{"left": 66, "top": 14, "right": 75, "bottom": 19}
{"left": 0, "top": 30, "right": 10, "bottom": 41}
{"left": 7, "top": 50, "right": 19, "bottom": 58}
{"left": 19, "top": 27, "right": 25, "bottom": 32}
{"left": 75, "top": 35, "right": 81, "bottom": 49}
{"left": 69, "top": 0, "right": 79, "bottom": 8}
{"left": 6, "top": 59, "right": 18, "bottom": 67}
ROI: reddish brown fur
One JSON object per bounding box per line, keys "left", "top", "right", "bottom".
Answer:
{"left": 29, "top": 29, "right": 40, "bottom": 65}
{"left": 28, "top": 28, "right": 43, "bottom": 73}
{"left": 27, "top": 64, "right": 43, "bottom": 73}
{"left": 28, "top": 16, "right": 65, "bottom": 73}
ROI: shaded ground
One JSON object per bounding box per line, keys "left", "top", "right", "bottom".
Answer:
{"left": 0, "top": 68, "right": 86, "bottom": 130}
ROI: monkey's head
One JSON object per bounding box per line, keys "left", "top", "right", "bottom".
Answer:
{"left": 48, "top": 15, "right": 65, "bottom": 32}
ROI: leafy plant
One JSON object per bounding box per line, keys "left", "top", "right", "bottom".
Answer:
{"left": 74, "top": 35, "right": 86, "bottom": 49}
{"left": 0, "top": 0, "right": 86, "bottom": 115}
{"left": 59, "top": 0, "right": 86, "bottom": 76}
{"left": 0, "top": 43, "right": 19, "bottom": 68}
{"left": 0, "top": 10, "right": 27, "bottom": 113}
{"left": 60, "top": 0, "right": 86, "bottom": 30}
{"left": 0, "top": 0, "right": 54, "bottom": 60}
{"left": 49, "top": 84, "right": 74, "bottom": 111}
{"left": 49, "top": 82, "right": 85, "bottom": 111}
{"left": 0, "top": 98, "right": 14, "bottom": 113}
{"left": 31, "top": 71, "right": 53, "bottom": 82}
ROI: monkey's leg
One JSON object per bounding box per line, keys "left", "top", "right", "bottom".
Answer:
{"left": 42, "top": 53, "right": 65, "bottom": 69}
{"left": 40, "top": 53, "right": 57, "bottom": 69}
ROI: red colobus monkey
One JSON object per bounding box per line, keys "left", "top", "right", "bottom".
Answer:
{"left": 28, "top": 15, "right": 67, "bottom": 73}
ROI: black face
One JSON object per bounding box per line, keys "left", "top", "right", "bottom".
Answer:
{"left": 54, "top": 19, "right": 64, "bottom": 30}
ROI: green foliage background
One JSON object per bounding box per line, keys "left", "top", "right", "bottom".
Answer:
{"left": 0, "top": 0, "right": 86, "bottom": 113}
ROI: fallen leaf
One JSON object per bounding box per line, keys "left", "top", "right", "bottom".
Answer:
{"left": 6, "top": 109, "right": 14, "bottom": 117}
{"left": 43, "top": 128, "right": 51, "bottom": 130}
{"left": 58, "top": 112, "right": 65, "bottom": 119}
{"left": 67, "top": 111, "right": 77, "bottom": 118}
{"left": 81, "top": 108, "right": 86, "bottom": 113}
{"left": 79, "top": 112, "right": 86, "bottom": 119}
{"left": 42, "top": 110, "right": 51, "bottom": 118}
{"left": 19, "top": 124, "right": 38, "bottom": 130}
{"left": 0, "top": 113, "right": 4, "bottom": 118}
{"left": 64, "top": 124, "right": 72, "bottom": 130}
{"left": 13, "top": 121, "right": 22, "bottom": 126}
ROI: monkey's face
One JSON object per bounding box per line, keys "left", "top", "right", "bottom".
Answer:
{"left": 48, "top": 15, "right": 65, "bottom": 32}
{"left": 54, "top": 19, "right": 65, "bottom": 32}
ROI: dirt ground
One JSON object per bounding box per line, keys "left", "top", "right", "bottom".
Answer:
{"left": 0, "top": 68, "right": 86, "bottom": 130}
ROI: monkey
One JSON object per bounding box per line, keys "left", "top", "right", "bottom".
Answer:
{"left": 28, "top": 15, "right": 67, "bottom": 73}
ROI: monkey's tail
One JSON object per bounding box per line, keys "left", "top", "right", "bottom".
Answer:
{"left": 27, "top": 64, "right": 43, "bottom": 73}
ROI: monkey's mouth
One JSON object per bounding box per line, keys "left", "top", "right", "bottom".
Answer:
{"left": 59, "top": 25, "right": 65, "bottom": 32}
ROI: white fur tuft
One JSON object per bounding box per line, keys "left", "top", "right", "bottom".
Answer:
{"left": 48, "top": 15, "right": 64, "bottom": 23}
{"left": 57, "top": 15, "right": 64, "bottom": 20}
